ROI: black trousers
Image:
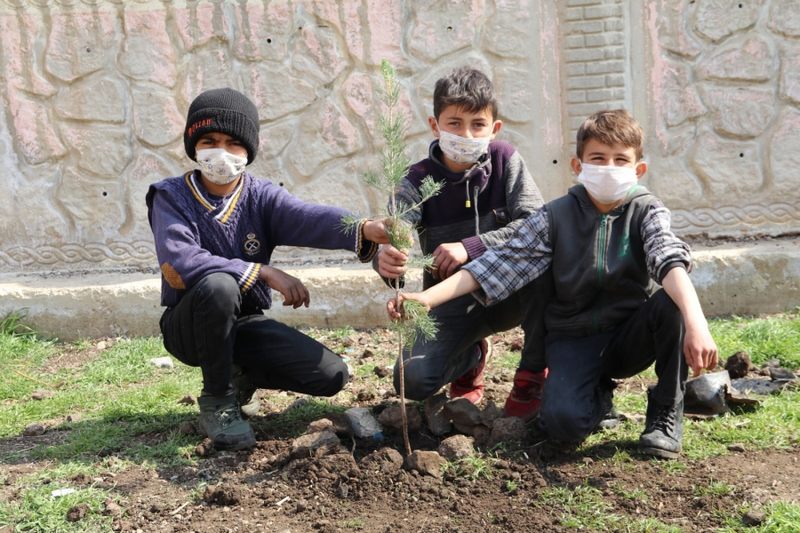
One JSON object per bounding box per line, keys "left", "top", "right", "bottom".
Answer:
{"left": 159, "top": 273, "right": 348, "bottom": 398}
{"left": 539, "top": 289, "right": 688, "bottom": 442}
{"left": 395, "top": 268, "right": 553, "bottom": 401}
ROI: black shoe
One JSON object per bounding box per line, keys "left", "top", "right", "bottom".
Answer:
{"left": 198, "top": 393, "right": 256, "bottom": 450}
{"left": 595, "top": 379, "right": 621, "bottom": 431}
{"left": 231, "top": 364, "right": 260, "bottom": 418}
{"left": 639, "top": 388, "right": 683, "bottom": 459}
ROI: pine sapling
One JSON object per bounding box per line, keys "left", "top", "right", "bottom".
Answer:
{"left": 342, "top": 60, "right": 442, "bottom": 455}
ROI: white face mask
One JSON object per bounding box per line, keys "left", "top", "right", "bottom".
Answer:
{"left": 577, "top": 162, "right": 639, "bottom": 204}
{"left": 196, "top": 148, "right": 247, "bottom": 185}
{"left": 437, "top": 130, "right": 491, "bottom": 164}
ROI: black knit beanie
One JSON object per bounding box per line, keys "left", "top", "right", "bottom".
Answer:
{"left": 184, "top": 88, "right": 260, "bottom": 164}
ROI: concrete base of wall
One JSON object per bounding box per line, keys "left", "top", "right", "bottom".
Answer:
{"left": 1, "top": 240, "right": 798, "bottom": 340}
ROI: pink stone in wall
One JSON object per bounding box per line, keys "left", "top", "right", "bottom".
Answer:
{"left": 119, "top": 7, "right": 177, "bottom": 87}
{"left": 173, "top": 1, "right": 228, "bottom": 51}
{"left": 6, "top": 90, "right": 66, "bottom": 165}
{"left": 46, "top": 10, "right": 118, "bottom": 82}
{"left": 365, "top": 0, "right": 403, "bottom": 66}
{"left": 231, "top": 0, "right": 292, "bottom": 61}
{"left": 0, "top": 11, "right": 55, "bottom": 97}
{"left": 340, "top": 1, "right": 365, "bottom": 62}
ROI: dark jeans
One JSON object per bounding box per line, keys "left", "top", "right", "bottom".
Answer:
{"left": 160, "top": 273, "right": 348, "bottom": 398}
{"left": 539, "top": 289, "right": 688, "bottom": 442}
{"left": 394, "top": 268, "right": 553, "bottom": 401}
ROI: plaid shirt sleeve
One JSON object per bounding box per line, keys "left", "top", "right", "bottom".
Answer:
{"left": 641, "top": 200, "right": 692, "bottom": 283}
{"left": 463, "top": 207, "right": 553, "bottom": 306}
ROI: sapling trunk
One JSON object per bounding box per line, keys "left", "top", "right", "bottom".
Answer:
{"left": 342, "top": 60, "right": 441, "bottom": 456}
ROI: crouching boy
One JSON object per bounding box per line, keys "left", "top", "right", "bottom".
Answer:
{"left": 388, "top": 109, "right": 718, "bottom": 458}
{"left": 147, "top": 88, "right": 388, "bottom": 450}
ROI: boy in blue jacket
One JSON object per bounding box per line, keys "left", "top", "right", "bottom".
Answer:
{"left": 389, "top": 109, "right": 718, "bottom": 458}
{"left": 147, "top": 88, "right": 388, "bottom": 450}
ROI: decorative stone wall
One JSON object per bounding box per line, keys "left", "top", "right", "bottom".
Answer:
{"left": 639, "top": 0, "right": 800, "bottom": 237}
{"left": 0, "top": 0, "right": 797, "bottom": 276}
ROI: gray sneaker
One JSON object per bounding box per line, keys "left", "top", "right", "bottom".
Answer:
{"left": 231, "top": 364, "right": 260, "bottom": 418}
{"left": 639, "top": 388, "right": 684, "bottom": 460}
{"left": 198, "top": 393, "right": 256, "bottom": 450}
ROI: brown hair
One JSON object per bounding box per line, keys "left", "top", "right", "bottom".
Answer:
{"left": 433, "top": 67, "right": 498, "bottom": 120}
{"left": 576, "top": 109, "right": 644, "bottom": 160}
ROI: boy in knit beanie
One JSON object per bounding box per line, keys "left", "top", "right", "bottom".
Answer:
{"left": 146, "top": 88, "right": 389, "bottom": 450}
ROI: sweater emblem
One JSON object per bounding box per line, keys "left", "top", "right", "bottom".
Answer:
{"left": 243, "top": 233, "right": 261, "bottom": 256}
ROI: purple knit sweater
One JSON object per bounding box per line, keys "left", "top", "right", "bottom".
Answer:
{"left": 146, "top": 170, "right": 367, "bottom": 308}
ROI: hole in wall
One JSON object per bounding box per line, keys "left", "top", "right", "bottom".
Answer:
{"left": 739, "top": 153, "right": 745, "bottom": 158}
{"left": 446, "top": 26, "right": 453, "bottom": 31}
{"left": 552, "top": 159, "right": 558, "bottom": 165}
{"left": 266, "top": 38, "right": 272, "bottom": 44}
{"left": 102, "top": 191, "right": 108, "bottom": 197}
{"left": 279, "top": 182, "right": 284, "bottom": 187}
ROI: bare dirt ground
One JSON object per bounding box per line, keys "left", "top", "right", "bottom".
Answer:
{"left": 2, "top": 328, "right": 799, "bottom": 532}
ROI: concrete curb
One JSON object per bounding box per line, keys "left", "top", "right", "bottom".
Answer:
{"left": 1, "top": 240, "right": 798, "bottom": 340}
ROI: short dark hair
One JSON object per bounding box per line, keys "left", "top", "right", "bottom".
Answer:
{"left": 433, "top": 67, "right": 498, "bottom": 120}
{"left": 576, "top": 109, "right": 644, "bottom": 160}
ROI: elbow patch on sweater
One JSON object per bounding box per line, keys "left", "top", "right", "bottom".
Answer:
{"left": 161, "top": 263, "right": 186, "bottom": 290}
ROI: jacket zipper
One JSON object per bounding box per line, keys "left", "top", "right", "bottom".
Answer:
{"left": 593, "top": 214, "right": 609, "bottom": 332}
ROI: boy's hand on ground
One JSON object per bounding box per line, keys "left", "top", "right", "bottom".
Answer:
{"left": 259, "top": 265, "right": 310, "bottom": 308}
{"left": 362, "top": 218, "right": 392, "bottom": 244}
{"left": 432, "top": 242, "right": 468, "bottom": 280}
{"left": 386, "top": 292, "right": 430, "bottom": 320}
{"left": 684, "top": 323, "right": 718, "bottom": 377}
{"left": 377, "top": 245, "right": 409, "bottom": 279}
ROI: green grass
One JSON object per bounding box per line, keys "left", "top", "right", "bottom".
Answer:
{"left": 538, "top": 483, "right": 681, "bottom": 532}
{"left": 0, "top": 463, "right": 120, "bottom": 532}
{"left": 709, "top": 309, "right": 800, "bottom": 368}
{"left": 442, "top": 455, "right": 494, "bottom": 481}
{"left": 719, "top": 502, "right": 800, "bottom": 532}
{"left": 0, "top": 311, "right": 799, "bottom": 532}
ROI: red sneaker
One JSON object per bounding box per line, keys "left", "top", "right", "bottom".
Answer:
{"left": 504, "top": 368, "right": 548, "bottom": 421}
{"left": 449, "top": 339, "right": 492, "bottom": 404}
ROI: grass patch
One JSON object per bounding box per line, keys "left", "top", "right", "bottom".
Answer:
{"left": 442, "top": 455, "right": 494, "bottom": 481}
{"left": 0, "top": 463, "right": 120, "bottom": 532}
{"left": 538, "top": 483, "right": 680, "bottom": 532}
{"left": 710, "top": 309, "right": 800, "bottom": 368}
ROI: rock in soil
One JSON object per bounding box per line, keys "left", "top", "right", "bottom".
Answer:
{"left": 195, "top": 438, "right": 215, "bottom": 457}
{"left": 378, "top": 402, "right": 422, "bottom": 431}
{"left": 102, "top": 499, "right": 124, "bottom": 517}
{"left": 202, "top": 484, "right": 241, "bottom": 506}
{"left": 22, "top": 423, "right": 46, "bottom": 436}
{"left": 424, "top": 393, "right": 452, "bottom": 436}
{"left": 30, "top": 389, "right": 54, "bottom": 400}
{"left": 489, "top": 417, "right": 527, "bottom": 447}
{"left": 344, "top": 407, "right": 384, "bottom": 439}
{"left": 768, "top": 366, "right": 797, "bottom": 381}
{"left": 725, "top": 351, "right": 754, "bottom": 379}
{"left": 405, "top": 450, "right": 446, "bottom": 480}
{"left": 361, "top": 447, "right": 404, "bottom": 474}
{"left": 438, "top": 435, "right": 475, "bottom": 460}
{"left": 480, "top": 401, "right": 503, "bottom": 427}
{"left": 306, "top": 418, "right": 335, "bottom": 434}
{"left": 291, "top": 430, "right": 340, "bottom": 458}
{"left": 742, "top": 510, "right": 765, "bottom": 526}
{"left": 444, "top": 398, "right": 482, "bottom": 426}
{"left": 66, "top": 503, "right": 89, "bottom": 522}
